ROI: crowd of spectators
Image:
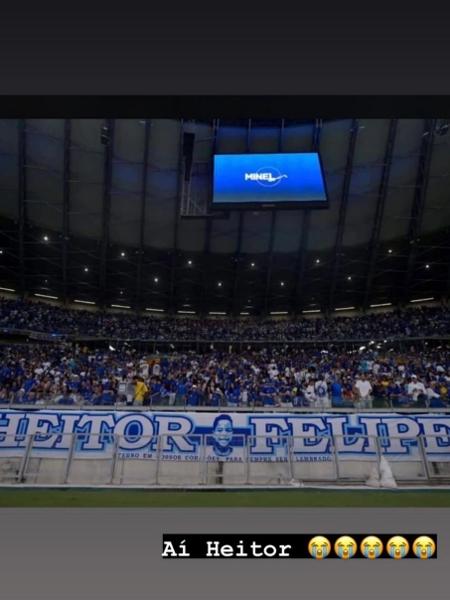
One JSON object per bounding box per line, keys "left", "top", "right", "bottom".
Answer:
{"left": 0, "top": 297, "right": 449, "bottom": 341}
{"left": 0, "top": 342, "right": 449, "bottom": 410}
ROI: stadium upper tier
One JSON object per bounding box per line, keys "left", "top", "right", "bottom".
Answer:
{"left": 0, "top": 297, "right": 449, "bottom": 341}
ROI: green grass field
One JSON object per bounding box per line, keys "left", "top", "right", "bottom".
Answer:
{"left": 1, "top": 488, "right": 450, "bottom": 507}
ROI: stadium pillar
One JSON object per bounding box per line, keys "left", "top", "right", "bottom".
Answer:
{"left": 62, "top": 118, "right": 72, "bottom": 306}
{"left": 403, "top": 119, "right": 436, "bottom": 299}
{"left": 263, "top": 118, "right": 283, "bottom": 316}
{"left": 169, "top": 121, "right": 185, "bottom": 315}
{"left": 292, "top": 118, "right": 322, "bottom": 313}
{"left": 328, "top": 119, "right": 359, "bottom": 311}
{"left": 100, "top": 119, "right": 115, "bottom": 309}
{"left": 363, "top": 119, "right": 397, "bottom": 309}
{"left": 17, "top": 119, "right": 27, "bottom": 298}
{"left": 264, "top": 210, "right": 277, "bottom": 315}
{"left": 136, "top": 119, "right": 151, "bottom": 312}
{"left": 231, "top": 119, "right": 251, "bottom": 316}
{"left": 232, "top": 213, "right": 244, "bottom": 315}
{"left": 201, "top": 119, "right": 219, "bottom": 315}
{"left": 448, "top": 227, "right": 450, "bottom": 297}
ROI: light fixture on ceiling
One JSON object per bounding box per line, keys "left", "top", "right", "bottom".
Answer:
{"left": 35, "top": 293, "right": 58, "bottom": 300}
{"left": 435, "top": 120, "right": 449, "bottom": 136}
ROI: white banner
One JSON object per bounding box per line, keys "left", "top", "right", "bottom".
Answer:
{"left": 0, "top": 410, "right": 449, "bottom": 461}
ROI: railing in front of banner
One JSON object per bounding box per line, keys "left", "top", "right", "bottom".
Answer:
{"left": 2, "top": 393, "right": 450, "bottom": 412}
{"left": 0, "top": 433, "right": 449, "bottom": 487}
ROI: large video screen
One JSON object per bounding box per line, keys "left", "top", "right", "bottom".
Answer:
{"left": 212, "top": 152, "right": 328, "bottom": 210}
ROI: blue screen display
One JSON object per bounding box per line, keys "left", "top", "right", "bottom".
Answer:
{"left": 212, "top": 153, "right": 327, "bottom": 208}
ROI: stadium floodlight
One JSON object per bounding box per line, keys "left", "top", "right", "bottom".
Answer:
{"left": 410, "top": 297, "right": 434, "bottom": 303}
{"left": 145, "top": 307, "right": 165, "bottom": 312}
{"left": 370, "top": 302, "right": 392, "bottom": 308}
{"left": 34, "top": 293, "right": 58, "bottom": 300}
{"left": 100, "top": 124, "right": 110, "bottom": 145}
{"left": 0, "top": 286, "right": 15, "bottom": 292}
{"left": 302, "top": 309, "right": 321, "bottom": 314}
{"left": 335, "top": 306, "right": 356, "bottom": 311}
{"left": 74, "top": 299, "right": 96, "bottom": 305}
{"left": 111, "top": 304, "right": 131, "bottom": 309}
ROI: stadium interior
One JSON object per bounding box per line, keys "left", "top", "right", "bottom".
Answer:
{"left": 0, "top": 117, "right": 449, "bottom": 490}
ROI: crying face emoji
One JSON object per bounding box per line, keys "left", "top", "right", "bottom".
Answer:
{"left": 387, "top": 536, "right": 410, "bottom": 559}
{"left": 412, "top": 536, "right": 436, "bottom": 559}
{"left": 360, "top": 536, "right": 383, "bottom": 559}
{"left": 308, "top": 536, "right": 331, "bottom": 560}
{"left": 334, "top": 536, "right": 357, "bottom": 560}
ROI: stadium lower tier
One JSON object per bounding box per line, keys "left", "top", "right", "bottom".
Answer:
{"left": 0, "top": 341, "right": 449, "bottom": 409}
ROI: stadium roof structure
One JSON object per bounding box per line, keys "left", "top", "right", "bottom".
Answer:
{"left": 0, "top": 117, "right": 449, "bottom": 316}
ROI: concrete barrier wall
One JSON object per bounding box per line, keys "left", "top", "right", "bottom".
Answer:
{"left": 0, "top": 455, "right": 353, "bottom": 485}
{"left": 0, "top": 455, "right": 431, "bottom": 486}
{"left": 0, "top": 436, "right": 448, "bottom": 486}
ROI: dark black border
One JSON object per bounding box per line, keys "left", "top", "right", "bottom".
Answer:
{"left": 1, "top": 95, "right": 450, "bottom": 118}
